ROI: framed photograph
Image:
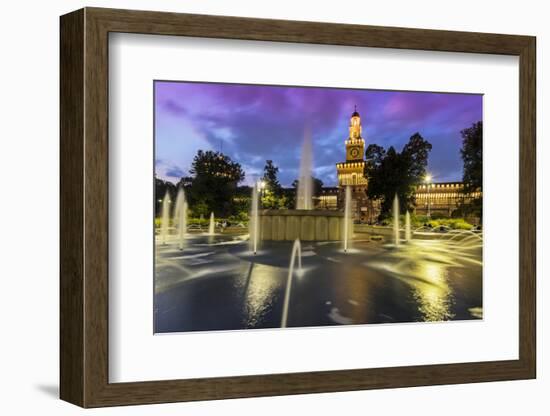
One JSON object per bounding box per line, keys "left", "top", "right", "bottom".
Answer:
{"left": 60, "top": 7, "right": 536, "bottom": 407}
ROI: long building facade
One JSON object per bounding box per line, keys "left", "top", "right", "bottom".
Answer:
{"left": 414, "top": 181, "right": 480, "bottom": 216}
{"left": 314, "top": 107, "right": 481, "bottom": 222}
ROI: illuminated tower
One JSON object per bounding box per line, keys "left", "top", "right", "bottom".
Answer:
{"left": 335, "top": 106, "right": 375, "bottom": 221}
{"left": 336, "top": 106, "right": 368, "bottom": 186}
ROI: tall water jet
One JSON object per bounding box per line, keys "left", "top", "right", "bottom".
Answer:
{"left": 208, "top": 212, "right": 215, "bottom": 235}
{"left": 296, "top": 130, "right": 313, "bottom": 210}
{"left": 343, "top": 186, "right": 352, "bottom": 252}
{"left": 160, "top": 190, "right": 171, "bottom": 245}
{"left": 281, "top": 239, "right": 303, "bottom": 328}
{"left": 174, "top": 187, "right": 187, "bottom": 250}
{"left": 405, "top": 211, "right": 412, "bottom": 242}
{"left": 393, "top": 194, "right": 400, "bottom": 246}
{"left": 249, "top": 182, "right": 260, "bottom": 254}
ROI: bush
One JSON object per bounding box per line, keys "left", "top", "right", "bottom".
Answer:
{"left": 403, "top": 214, "right": 474, "bottom": 230}
{"left": 154, "top": 217, "right": 174, "bottom": 228}
{"left": 427, "top": 218, "right": 474, "bottom": 230}
{"left": 428, "top": 212, "right": 449, "bottom": 220}
{"left": 234, "top": 210, "right": 249, "bottom": 222}
{"left": 446, "top": 219, "right": 474, "bottom": 230}
{"left": 410, "top": 214, "right": 428, "bottom": 227}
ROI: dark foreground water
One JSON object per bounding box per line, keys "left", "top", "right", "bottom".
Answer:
{"left": 154, "top": 230, "right": 482, "bottom": 333}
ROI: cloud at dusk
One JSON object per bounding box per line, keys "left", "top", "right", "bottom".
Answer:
{"left": 154, "top": 81, "right": 482, "bottom": 186}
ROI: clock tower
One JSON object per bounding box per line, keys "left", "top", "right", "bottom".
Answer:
{"left": 346, "top": 107, "right": 365, "bottom": 161}
{"left": 336, "top": 106, "right": 377, "bottom": 221}
{"left": 336, "top": 106, "right": 368, "bottom": 187}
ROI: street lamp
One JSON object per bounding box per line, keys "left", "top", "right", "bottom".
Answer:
{"left": 258, "top": 180, "right": 266, "bottom": 208}
{"left": 424, "top": 174, "right": 432, "bottom": 219}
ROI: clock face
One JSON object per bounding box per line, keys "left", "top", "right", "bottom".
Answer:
{"left": 349, "top": 147, "right": 360, "bottom": 159}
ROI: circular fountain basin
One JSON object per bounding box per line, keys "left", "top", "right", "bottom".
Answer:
{"left": 258, "top": 209, "right": 347, "bottom": 241}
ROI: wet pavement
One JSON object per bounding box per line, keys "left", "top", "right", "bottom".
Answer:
{"left": 154, "top": 230, "right": 482, "bottom": 333}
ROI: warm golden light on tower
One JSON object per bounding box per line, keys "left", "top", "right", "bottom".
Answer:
{"left": 337, "top": 106, "right": 368, "bottom": 182}
{"left": 336, "top": 106, "right": 369, "bottom": 218}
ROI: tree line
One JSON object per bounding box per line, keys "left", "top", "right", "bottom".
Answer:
{"left": 363, "top": 121, "right": 482, "bottom": 219}
{"left": 155, "top": 120, "right": 482, "bottom": 221}
{"left": 155, "top": 151, "right": 325, "bottom": 219}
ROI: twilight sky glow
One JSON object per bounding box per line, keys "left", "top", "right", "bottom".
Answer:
{"left": 155, "top": 81, "right": 482, "bottom": 187}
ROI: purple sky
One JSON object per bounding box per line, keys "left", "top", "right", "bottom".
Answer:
{"left": 155, "top": 81, "right": 482, "bottom": 187}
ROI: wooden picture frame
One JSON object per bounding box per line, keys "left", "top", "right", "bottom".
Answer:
{"left": 60, "top": 7, "right": 536, "bottom": 408}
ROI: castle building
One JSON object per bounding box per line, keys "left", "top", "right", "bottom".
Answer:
{"left": 334, "top": 107, "right": 379, "bottom": 222}
{"left": 414, "top": 182, "right": 481, "bottom": 216}
{"left": 336, "top": 107, "right": 368, "bottom": 187}
{"left": 314, "top": 106, "right": 480, "bottom": 222}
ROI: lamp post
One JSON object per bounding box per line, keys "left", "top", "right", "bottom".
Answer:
{"left": 258, "top": 180, "right": 266, "bottom": 208}
{"left": 425, "top": 174, "right": 432, "bottom": 219}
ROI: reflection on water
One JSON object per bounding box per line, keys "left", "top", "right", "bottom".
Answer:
{"left": 242, "top": 263, "right": 283, "bottom": 328}
{"left": 328, "top": 307, "right": 354, "bottom": 324}
{"left": 468, "top": 307, "right": 483, "bottom": 319}
{"left": 154, "top": 230, "right": 482, "bottom": 332}
{"left": 369, "top": 237, "right": 482, "bottom": 322}
{"left": 411, "top": 263, "right": 454, "bottom": 321}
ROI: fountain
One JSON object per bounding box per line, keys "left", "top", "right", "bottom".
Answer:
{"left": 258, "top": 130, "right": 345, "bottom": 242}
{"left": 393, "top": 194, "right": 400, "bottom": 246}
{"left": 281, "top": 239, "right": 303, "bottom": 328}
{"left": 250, "top": 182, "right": 260, "bottom": 254}
{"left": 174, "top": 187, "right": 188, "bottom": 250}
{"left": 405, "top": 211, "right": 412, "bottom": 242}
{"left": 296, "top": 131, "right": 313, "bottom": 210}
{"left": 160, "top": 190, "right": 171, "bottom": 245}
{"left": 343, "top": 185, "right": 352, "bottom": 252}
{"left": 208, "top": 212, "right": 215, "bottom": 235}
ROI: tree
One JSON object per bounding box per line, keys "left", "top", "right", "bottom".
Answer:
{"left": 288, "top": 176, "right": 324, "bottom": 209}
{"left": 364, "top": 144, "right": 386, "bottom": 172}
{"left": 187, "top": 150, "right": 245, "bottom": 217}
{"left": 459, "top": 121, "right": 483, "bottom": 219}
{"left": 402, "top": 133, "right": 433, "bottom": 179}
{"left": 261, "top": 191, "right": 286, "bottom": 209}
{"left": 233, "top": 185, "right": 252, "bottom": 220}
{"left": 189, "top": 150, "right": 244, "bottom": 182}
{"left": 291, "top": 176, "right": 324, "bottom": 196}
{"left": 281, "top": 187, "right": 296, "bottom": 209}
{"left": 154, "top": 175, "right": 177, "bottom": 217}
{"left": 176, "top": 176, "right": 193, "bottom": 191}
{"left": 364, "top": 133, "right": 432, "bottom": 217}
{"left": 191, "top": 200, "right": 209, "bottom": 218}
{"left": 460, "top": 121, "right": 482, "bottom": 193}
{"left": 262, "top": 160, "right": 282, "bottom": 196}
{"left": 313, "top": 177, "right": 324, "bottom": 196}
{"left": 261, "top": 160, "right": 285, "bottom": 209}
